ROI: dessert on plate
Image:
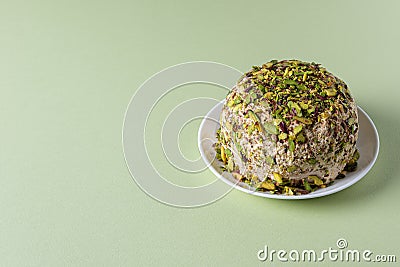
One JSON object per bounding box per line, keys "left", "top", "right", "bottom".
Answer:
{"left": 215, "top": 59, "right": 359, "bottom": 195}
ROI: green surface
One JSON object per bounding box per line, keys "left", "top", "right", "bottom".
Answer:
{"left": 1, "top": 0, "right": 399, "bottom": 266}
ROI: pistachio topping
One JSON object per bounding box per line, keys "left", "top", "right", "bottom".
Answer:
{"left": 215, "top": 59, "right": 359, "bottom": 195}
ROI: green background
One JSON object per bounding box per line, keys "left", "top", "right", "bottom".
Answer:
{"left": 1, "top": 0, "right": 399, "bottom": 266}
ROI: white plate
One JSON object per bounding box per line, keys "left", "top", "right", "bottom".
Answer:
{"left": 198, "top": 101, "right": 379, "bottom": 200}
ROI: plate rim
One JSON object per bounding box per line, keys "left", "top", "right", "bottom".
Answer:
{"left": 198, "top": 101, "right": 380, "bottom": 200}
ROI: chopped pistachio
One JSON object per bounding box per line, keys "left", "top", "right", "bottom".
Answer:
{"left": 293, "top": 125, "right": 303, "bottom": 135}
{"left": 232, "top": 172, "right": 243, "bottom": 180}
{"left": 294, "top": 116, "right": 312, "bottom": 124}
{"left": 307, "top": 106, "right": 315, "bottom": 114}
{"left": 289, "top": 139, "right": 295, "bottom": 152}
{"left": 325, "top": 88, "right": 337, "bottom": 96}
{"left": 261, "top": 181, "right": 275, "bottom": 190}
{"left": 303, "top": 179, "right": 312, "bottom": 191}
{"left": 225, "top": 121, "right": 232, "bottom": 131}
{"left": 307, "top": 158, "right": 317, "bottom": 164}
{"left": 273, "top": 118, "right": 282, "bottom": 126}
{"left": 297, "top": 84, "right": 307, "bottom": 91}
{"left": 320, "top": 112, "right": 329, "bottom": 120}
{"left": 244, "top": 95, "right": 251, "bottom": 104}
{"left": 266, "top": 156, "right": 274, "bottom": 165}
{"left": 278, "top": 132, "right": 288, "bottom": 140}
{"left": 247, "top": 124, "right": 255, "bottom": 134}
{"left": 264, "top": 92, "right": 273, "bottom": 99}
{"left": 227, "top": 158, "right": 234, "bottom": 172}
{"left": 296, "top": 133, "right": 306, "bottom": 143}
{"left": 221, "top": 146, "right": 226, "bottom": 163}
{"left": 287, "top": 165, "right": 297, "bottom": 173}
{"left": 353, "top": 149, "right": 360, "bottom": 161}
{"left": 288, "top": 101, "right": 302, "bottom": 116}
{"left": 233, "top": 97, "right": 242, "bottom": 104}
{"left": 299, "top": 102, "right": 308, "bottom": 109}
{"left": 248, "top": 110, "right": 258, "bottom": 122}
{"left": 284, "top": 68, "right": 289, "bottom": 77}
{"left": 308, "top": 175, "right": 323, "bottom": 186}
{"left": 273, "top": 172, "right": 283, "bottom": 183}
{"left": 216, "top": 59, "right": 358, "bottom": 195}
{"left": 284, "top": 79, "right": 298, "bottom": 86}
{"left": 284, "top": 186, "right": 294, "bottom": 195}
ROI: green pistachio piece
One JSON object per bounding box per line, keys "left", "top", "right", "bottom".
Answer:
{"left": 264, "top": 92, "right": 273, "bottom": 99}
{"left": 288, "top": 101, "right": 302, "bottom": 116}
{"left": 227, "top": 158, "right": 234, "bottom": 172}
{"left": 307, "top": 158, "right": 317, "bottom": 164}
{"left": 248, "top": 110, "right": 259, "bottom": 122}
{"left": 353, "top": 149, "right": 360, "bottom": 161}
{"left": 299, "top": 102, "right": 308, "bottom": 109}
{"left": 235, "top": 142, "right": 243, "bottom": 153}
{"left": 296, "top": 133, "right": 306, "bottom": 143}
{"left": 221, "top": 147, "right": 226, "bottom": 163}
{"left": 265, "top": 62, "right": 273, "bottom": 68}
{"left": 263, "top": 122, "right": 279, "bottom": 135}
{"left": 233, "top": 103, "right": 242, "bottom": 113}
{"left": 302, "top": 72, "right": 307, "bottom": 82}
{"left": 289, "top": 139, "right": 295, "bottom": 152}
{"left": 284, "top": 186, "right": 294, "bottom": 196}
{"left": 287, "top": 165, "right": 297, "bottom": 173}
{"left": 344, "top": 162, "right": 357, "bottom": 172}
{"left": 247, "top": 124, "right": 255, "bottom": 135}
{"left": 284, "top": 79, "right": 298, "bottom": 86}
{"left": 303, "top": 179, "right": 312, "bottom": 191}
{"left": 273, "top": 118, "right": 282, "bottom": 126}
{"left": 261, "top": 181, "right": 275, "bottom": 190}
{"left": 320, "top": 112, "right": 329, "bottom": 119}
{"left": 308, "top": 175, "right": 323, "bottom": 186}
{"left": 297, "top": 84, "right": 307, "bottom": 91}
{"left": 273, "top": 172, "right": 283, "bottom": 184}
{"left": 325, "top": 88, "right": 337, "bottom": 96}
{"left": 278, "top": 132, "right": 288, "bottom": 140}
{"left": 232, "top": 172, "right": 243, "bottom": 180}
{"left": 293, "top": 125, "right": 303, "bottom": 135}
{"left": 283, "top": 68, "right": 289, "bottom": 77}
{"left": 265, "top": 156, "right": 274, "bottom": 165}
